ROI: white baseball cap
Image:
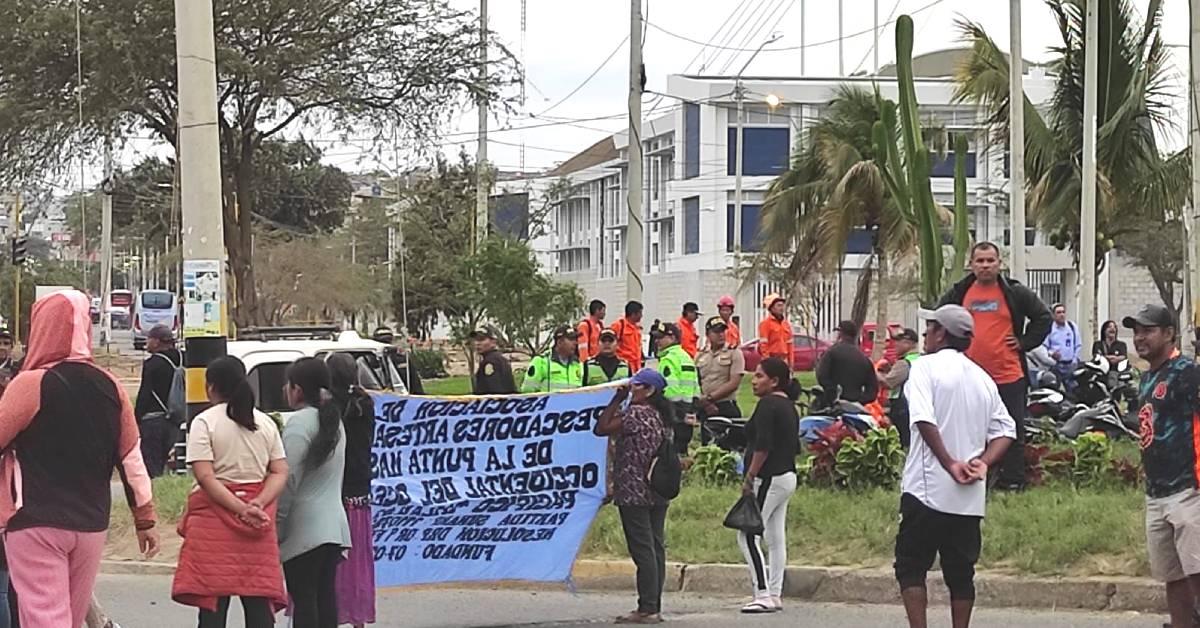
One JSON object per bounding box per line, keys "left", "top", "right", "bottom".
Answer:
{"left": 918, "top": 304, "right": 975, "bottom": 338}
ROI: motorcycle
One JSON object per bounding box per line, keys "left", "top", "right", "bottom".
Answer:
{"left": 798, "top": 385, "right": 883, "bottom": 444}
{"left": 1026, "top": 356, "right": 1139, "bottom": 440}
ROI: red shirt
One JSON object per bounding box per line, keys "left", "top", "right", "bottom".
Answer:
{"left": 724, "top": 320, "right": 741, "bottom": 349}
{"left": 963, "top": 281, "right": 1025, "bottom": 385}
{"left": 677, "top": 316, "right": 699, "bottom": 358}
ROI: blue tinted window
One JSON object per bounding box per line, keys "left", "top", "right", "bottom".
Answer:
{"left": 727, "top": 127, "right": 789, "bottom": 176}
{"left": 684, "top": 197, "right": 700, "bottom": 254}
{"left": 726, "top": 204, "right": 763, "bottom": 252}
{"left": 685, "top": 103, "right": 700, "bottom": 179}
{"left": 931, "top": 152, "right": 977, "bottom": 178}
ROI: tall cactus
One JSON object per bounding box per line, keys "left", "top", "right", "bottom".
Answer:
{"left": 871, "top": 14, "right": 969, "bottom": 306}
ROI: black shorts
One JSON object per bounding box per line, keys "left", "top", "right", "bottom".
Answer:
{"left": 893, "top": 493, "right": 982, "bottom": 600}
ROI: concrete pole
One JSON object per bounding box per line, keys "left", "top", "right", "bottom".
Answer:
{"left": 1009, "top": 0, "right": 1027, "bottom": 283}
{"left": 873, "top": 0, "right": 880, "bottom": 74}
{"left": 626, "top": 0, "right": 644, "bottom": 301}
{"left": 800, "top": 0, "right": 806, "bottom": 75}
{"left": 174, "top": 0, "right": 227, "bottom": 419}
{"left": 734, "top": 85, "right": 745, "bottom": 259}
{"left": 100, "top": 139, "right": 113, "bottom": 349}
{"left": 1079, "top": 0, "right": 1099, "bottom": 349}
{"left": 474, "top": 0, "right": 489, "bottom": 251}
{"left": 838, "top": 0, "right": 845, "bottom": 76}
{"left": 1187, "top": 0, "right": 1200, "bottom": 351}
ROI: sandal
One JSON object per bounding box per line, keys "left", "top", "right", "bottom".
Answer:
{"left": 615, "top": 611, "right": 663, "bottom": 624}
{"left": 772, "top": 596, "right": 783, "bottom": 611}
{"left": 741, "top": 599, "right": 776, "bottom": 614}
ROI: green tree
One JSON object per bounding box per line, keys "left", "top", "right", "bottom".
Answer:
{"left": 0, "top": 0, "right": 516, "bottom": 325}
{"left": 954, "top": 0, "right": 1183, "bottom": 280}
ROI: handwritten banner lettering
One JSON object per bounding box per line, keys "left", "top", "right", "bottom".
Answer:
{"left": 370, "top": 387, "right": 614, "bottom": 586}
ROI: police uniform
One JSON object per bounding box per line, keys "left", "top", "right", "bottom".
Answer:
{"left": 653, "top": 322, "right": 701, "bottom": 451}
{"left": 471, "top": 327, "right": 517, "bottom": 395}
{"left": 522, "top": 325, "right": 584, "bottom": 393}
{"left": 695, "top": 317, "right": 746, "bottom": 443}
{"left": 583, "top": 354, "right": 631, "bottom": 385}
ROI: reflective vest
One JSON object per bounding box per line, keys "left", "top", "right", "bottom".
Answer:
{"left": 888, "top": 352, "right": 921, "bottom": 399}
{"left": 583, "top": 357, "right": 631, "bottom": 386}
{"left": 658, "top": 344, "right": 700, "bottom": 403}
{"left": 522, "top": 354, "right": 583, "bottom": 393}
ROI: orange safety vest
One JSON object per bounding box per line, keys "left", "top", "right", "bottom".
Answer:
{"left": 677, "top": 316, "right": 699, "bottom": 358}
{"left": 577, "top": 317, "right": 603, "bottom": 361}
{"left": 724, "top": 320, "right": 741, "bottom": 348}
{"left": 611, "top": 318, "right": 643, "bottom": 373}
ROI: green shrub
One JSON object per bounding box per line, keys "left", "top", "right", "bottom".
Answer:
{"left": 689, "top": 445, "right": 741, "bottom": 485}
{"left": 834, "top": 427, "right": 905, "bottom": 490}
{"left": 1071, "top": 432, "right": 1114, "bottom": 488}
{"left": 409, "top": 349, "right": 448, "bottom": 379}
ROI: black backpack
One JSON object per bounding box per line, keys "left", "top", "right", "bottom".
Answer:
{"left": 646, "top": 428, "right": 681, "bottom": 500}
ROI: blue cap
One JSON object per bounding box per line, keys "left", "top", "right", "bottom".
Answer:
{"left": 630, "top": 368, "right": 667, "bottom": 394}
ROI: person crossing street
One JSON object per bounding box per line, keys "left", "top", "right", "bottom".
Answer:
{"left": 651, "top": 322, "right": 701, "bottom": 453}
{"left": 523, "top": 326, "right": 584, "bottom": 393}
{"left": 583, "top": 329, "right": 631, "bottom": 386}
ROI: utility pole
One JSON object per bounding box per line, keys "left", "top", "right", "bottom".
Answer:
{"left": 174, "top": 0, "right": 227, "bottom": 413}
{"left": 626, "top": 0, "right": 644, "bottom": 301}
{"left": 1188, "top": 0, "right": 1200, "bottom": 352}
{"left": 800, "top": 0, "right": 806, "bottom": 75}
{"left": 838, "top": 0, "right": 845, "bottom": 76}
{"left": 1009, "top": 0, "right": 1027, "bottom": 283}
{"left": 474, "top": 0, "right": 489, "bottom": 251}
{"left": 12, "top": 193, "right": 21, "bottom": 346}
{"left": 873, "top": 0, "right": 880, "bottom": 74}
{"left": 100, "top": 139, "right": 113, "bottom": 350}
{"left": 1079, "top": 0, "right": 1099, "bottom": 350}
{"left": 733, "top": 36, "right": 782, "bottom": 260}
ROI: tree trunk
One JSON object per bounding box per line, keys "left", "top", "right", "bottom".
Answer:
{"left": 872, "top": 249, "right": 889, "bottom": 361}
{"left": 850, "top": 256, "right": 874, "bottom": 330}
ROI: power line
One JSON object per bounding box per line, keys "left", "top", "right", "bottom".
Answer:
{"left": 645, "top": 0, "right": 946, "bottom": 55}
{"left": 705, "top": 0, "right": 775, "bottom": 73}
{"left": 717, "top": 0, "right": 790, "bottom": 75}
{"left": 535, "top": 35, "right": 629, "bottom": 117}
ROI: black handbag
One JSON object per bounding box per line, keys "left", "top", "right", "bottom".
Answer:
{"left": 723, "top": 493, "right": 764, "bottom": 535}
{"left": 647, "top": 432, "right": 681, "bottom": 500}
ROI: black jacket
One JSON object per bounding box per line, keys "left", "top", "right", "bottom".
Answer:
{"left": 473, "top": 349, "right": 517, "bottom": 395}
{"left": 815, "top": 341, "right": 878, "bottom": 406}
{"left": 937, "top": 274, "right": 1052, "bottom": 372}
{"left": 134, "top": 348, "right": 182, "bottom": 419}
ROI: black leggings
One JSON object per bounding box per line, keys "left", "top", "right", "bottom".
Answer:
{"left": 283, "top": 544, "right": 341, "bottom": 628}
{"left": 197, "top": 596, "right": 274, "bottom": 628}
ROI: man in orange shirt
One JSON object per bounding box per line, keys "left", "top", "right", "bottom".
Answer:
{"left": 757, "top": 293, "right": 793, "bottom": 365}
{"left": 938, "top": 242, "right": 1051, "bottom": 490}
{"left": 677, "top": 302, "right": 701, "bottom": 358}
{"left": 577, "top": 299, "right": 606, "bottom": 360}
{"left": 716, "top": 295, "right": 741, "bottom": 348}
{"left": 610, "top": 300, "right": 645, "bottom": 372}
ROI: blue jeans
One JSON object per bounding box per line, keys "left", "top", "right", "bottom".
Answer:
{"left": 1052, "top": 362, "right": 1077, "bottom": 391}
{"left": 0, "top": 568, "right": 11, "bottom": 628}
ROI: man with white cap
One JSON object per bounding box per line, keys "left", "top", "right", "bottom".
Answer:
{"left": 894, "top": 305, "right": 1016, "bottom": 628}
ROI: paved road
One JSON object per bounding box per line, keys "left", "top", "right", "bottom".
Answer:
{"left": 91, "top": 574, "right": 1166, "bottom": 627}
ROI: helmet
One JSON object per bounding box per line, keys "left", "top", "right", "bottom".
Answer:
{"left": 762, "top": 293, "right": 785, "bottom": 308}
{"left": 717, "top": 295, "right": 735, "bottom": 308}
{"left": 1036, "top": 371, "right": 1060, "bottom": 390}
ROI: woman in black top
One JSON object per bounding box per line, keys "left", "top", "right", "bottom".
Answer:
{"left": 738, "top": 357, "right": 800, "bottom": 614}
{"left": 1091, "top": 320, "right": 1128, "bottom": 365}
{"left": 325, "top": 354, "right": 377, "bottom": 627}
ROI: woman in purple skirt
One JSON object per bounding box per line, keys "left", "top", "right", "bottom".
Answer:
{"left": 325, "top": 354, "right": 377, "bottom": 627}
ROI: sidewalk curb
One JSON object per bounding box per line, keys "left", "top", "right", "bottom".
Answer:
{"left": 101, "top": 558, "right": 1167, "bottom": 614}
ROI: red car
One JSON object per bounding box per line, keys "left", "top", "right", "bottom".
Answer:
{"left": 741, "top": 335, "right": 831, "bottom": 373}
{"left": 861, "top": 322, "right": 904, "bottom": 362}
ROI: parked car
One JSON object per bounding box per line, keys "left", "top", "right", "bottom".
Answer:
{"left": 133, "top": 290, "right": 180, "bottom": 351}
{"left": 860, "top": 322, "right": 904, "bottom": 361}
{"left": 741, "top": 334, "right": 831, "bottom": 372}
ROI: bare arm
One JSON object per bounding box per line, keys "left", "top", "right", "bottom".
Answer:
{"left": 252, "top": 457, "right": 289, "bottom": 508}
{"left": 974, "top": 436, "right": 1014, "bottom": 469}
{"left": 192, "top": 461, "right": 257, "bottom": 515}
{"left": 594, "top": 386, "right": 630, "bottom": 436}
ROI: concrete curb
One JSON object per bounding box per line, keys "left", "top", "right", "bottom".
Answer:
{"left": 101, "top": 558, "right": 1167, "bottom": 614}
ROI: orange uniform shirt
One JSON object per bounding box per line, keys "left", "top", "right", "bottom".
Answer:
{"left": 677, "top": 316, "right": 699, "bottom": 358}
{"left": 577, "top": 317, "right": 604, "bottom": 360}
{"left": 724, "top": 320, "right": 741, "bottom": 349}
{"left": 963, "top": 281, "right": 1025, "bottom": 385}
{"left": 758, "top": 316, "right": 794, "bottom": 363}
{"left": 611, "top": 317, "right": 643, "bottom": 372}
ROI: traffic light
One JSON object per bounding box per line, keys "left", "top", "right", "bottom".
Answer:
{"left": 10, "top": 237, "right": 27, "bottom": 266}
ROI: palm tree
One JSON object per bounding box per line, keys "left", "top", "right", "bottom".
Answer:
{"left": 954, "top": 0, "right": 1186, "bottom": 276}
{"left": 755, "top": 85, "right": 918, "bottom": 357}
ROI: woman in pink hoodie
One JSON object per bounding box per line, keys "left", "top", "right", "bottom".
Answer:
{"left": 0, "top": 290, "right": 159, "bottom": 627}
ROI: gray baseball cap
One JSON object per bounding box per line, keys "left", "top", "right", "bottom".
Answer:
{"left": 918, "top": 304, "right": 975, "bottom": 338}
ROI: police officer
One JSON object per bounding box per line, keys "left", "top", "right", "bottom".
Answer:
{"left": 652, "top": 321, "right": 701, "bottom": 452}
{"left": 878, "top": 328, "right": 921, "bottom": 449}
{"left": 523, "top": 325, "right": 584, "bottom": 393}
{"left": 471, "top": 326, "right": 517, "bottom": 394}
{"left": 582, "top": 329, "right": 632, "bottom": 386}
{"left": 695, "top": 316, "right": 746, "bottom": 443}
{"left": 373, "top": 326, "right": 425, "bottom": 394}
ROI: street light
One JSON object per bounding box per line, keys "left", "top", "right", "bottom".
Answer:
{"left": 764, "top": 93, "right": 782, "bottom": 109}
{"left": 733, "top": 33, "right": 783, "bottom": 260}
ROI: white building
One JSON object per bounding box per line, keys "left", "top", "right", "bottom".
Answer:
{"left": 531, "top": 49, "right": 1154, "bottom": 340}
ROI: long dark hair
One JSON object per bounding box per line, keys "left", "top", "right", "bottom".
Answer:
{"left": 206, "top": 356, "right": 258, "bottom": 431}
{"left": 759, "top": 357, "right": 801, "bottom": 401}
{"left": 286, "top": 357, "right": 341, "bottom": 471}
{"left": 1100, "top": 320, "right": 1118, "bottom": 343}
{"left": 326, "top": 352, "right": 373, "bottom": 425}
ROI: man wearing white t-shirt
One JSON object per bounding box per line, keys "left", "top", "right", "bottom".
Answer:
{"left": 895, "top": 305, "right": 1017, "bottom": 628}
